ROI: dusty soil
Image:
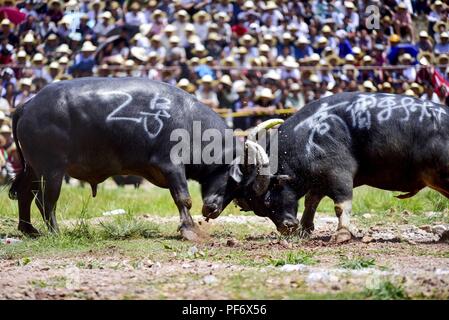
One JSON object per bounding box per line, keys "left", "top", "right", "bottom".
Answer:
{"left": 1, "top": 215, "right": 449, "bottom": 299}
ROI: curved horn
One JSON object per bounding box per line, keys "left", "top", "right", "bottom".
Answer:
{"left": 247, "top": 119, "right": 284, "bottom": 142}
{"left": 245, "top": 140, "right": 271, "bottom": 196}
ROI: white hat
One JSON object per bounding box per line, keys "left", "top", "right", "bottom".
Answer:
{"left": 80, "top": 41, "right": 97, "bottom": 52}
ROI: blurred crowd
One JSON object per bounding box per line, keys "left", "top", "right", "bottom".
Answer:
{"left": 2, "top": 0, "right": 449, "bottom": 174}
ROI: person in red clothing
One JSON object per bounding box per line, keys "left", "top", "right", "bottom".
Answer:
{"left": 231, "top": 18, "right": 247, "bottom": 37}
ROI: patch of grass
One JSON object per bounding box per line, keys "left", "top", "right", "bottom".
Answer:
{"left": 338, "top": 255, "right": 376, "bottom": 270}
{"left": 270, "top": 250, "right": 317, "bottom": 266}
{"left": 99, "top": 214, "right": 160, "bottom": 240}
{"left": 363, "top": 281, "right": 409, "bottom": 300}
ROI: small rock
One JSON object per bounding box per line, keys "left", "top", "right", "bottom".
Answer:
{"left": 280, "top": 264, "right": 307, "bottom": 272}
{"left": 419, "top": 225, "right": 432, "bottom": 232}
{"left": 279, "top": 239, "right": 292, "bottom": 249}
{"left": 362, "top": 213, "right": 372, "bottom": 219}
{"left": 203, "top": 275, "right": 217, "bottom": 284}
{"left": 362, "top": 236, "right": 374, "bottom": 243}
{"left": 226, "top": 239, "right": 238, "bottom": 247}
{"left": 401, "top": 210, "right": 411, "bottom": 216}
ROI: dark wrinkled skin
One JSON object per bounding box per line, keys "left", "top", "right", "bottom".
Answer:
{"left": 10, "top": 77, "right": 242, "bottom": 239}
{"left": 236, "top": 92, "right": 449, "bottom": 238}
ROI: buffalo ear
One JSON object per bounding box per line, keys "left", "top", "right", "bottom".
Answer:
{"left": 274, "top": 175, "right": 292, "bottom": 186}
{"left": 229, "top": 158, "right": 243, "bottom": 183}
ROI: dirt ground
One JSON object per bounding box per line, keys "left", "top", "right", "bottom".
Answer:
{"left": 1, "top": 215, "right": 449, "bottom": 300}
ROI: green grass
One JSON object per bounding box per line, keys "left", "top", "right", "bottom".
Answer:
{"left": 270, "top": 251, "right": 317, "bottom": 266}
{"left": 338, "top": 255, "right": 376, "bottom": 270}
{"left": 363, "top": 281, "right": 410, "bottom": 300}
{"left": 1, "top": 182, "right": 449, "bottom": 225}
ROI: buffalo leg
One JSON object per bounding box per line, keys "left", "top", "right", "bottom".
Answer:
{"left": 328, "top": 175, "right": 354, "bottom": 243}
{"left": 298, "top": 192, "right": 324, "bottom": 238}
{"left": 34, "top": 171, "right": 64, "bottom": 233}
{"left": 17, "top": 169, "right": 40, "bottom": 236}
{"left": 165, "top": 170, "right": 202, "bottom": 241}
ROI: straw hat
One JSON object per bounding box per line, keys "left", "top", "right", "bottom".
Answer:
{"left": 19, "top": 78, "right": 32, "bottom": 88}
{"left": 1, "top": 18, "right": 12, "bottom": 27}
{"left": 264, "top": 1, "right": 277, "bottom": 10}
{"left": 326, "top": 53, "right": 343, "bottom": 66}
{"left": 192, "top": 44, "right": 208, "bottom": 56}
{"left": 322, "top": 25, "right": 332, "bottom": 34}
{"left": 199, "top": 74, "right": 215, "bottom": 85}
{"left": 283, "top": 56, "right": 299, "bottom": 68}
{"left": 264, "top": 70, "right": 281, "bottom": 81}
{"left": 258, "top": 87, "right": 275, "bottom": 100}
{"left": 235, "top": 82, "right": 246, "bottom": 93}
{"left": 362, "top": 55, "right": 373, "bottom": 65}
{"left": 59, "top": 56, "right": 70, "bottom": 65}
{"left": 438, "top": 54, "right": 449, "bottom": 65}
{"left": 164, "top": 24, "right": 176, "bottom": 34}
{"left": 177, "top": 78, "right": 195, "bottom": 93}
{"left": 221, "top": 56, "right": 236, "bottom": 66}
{"left": 381, "top": 82, "right": 393, "bottom": 92}
{"left": 345, "top": 54, "right": 356, "bottom": 63}
{"left": 431, "top": 0, "right": 446, "bottom": 11}
{"left": 239, "top": 34, "right": 257, "bottom": 46}
{"left": 100, "top": 11, "right": 113, "bottom": 20}
{"left": 130, "top": 47, "right": 148, "bottom": 62}
{"left": 23, "top": 32, "right": 35, "bottom": 44}
{"left": 433, "top": 21, "right": 449, "bottom": 34}
{"left": 242, "top": 1, "right": 255, "bottom": 10}
{"left": 219, "top": 75, "right": 233, "bottom": 87}
{"left": 259, "top": 43, "right": 270, "bottom": 54}
{"left": 188, "top": 57, "right": 200, "bottom": 66}
{"left": 0, "top": 124, "right": 11, "bottom": 134}
{"left": 80, "top": 41, "right": 97, "bottom": 52}
{"left": 352, "top": 47, "right": 363, "bottom": 58}
{"left": 291, "top": 83, "right": 301, "bottom": 91}
{"left": 193, "top": 10, "right": 211, "bottom": 23}
{"left": 89, "top": 0, "right": 105, "bottom": 11}
{"left": 152, "top": 9, "right": 166, "bottom": 20}
{"left": 418, "top": 51, "right": 434, "bottom": 65}
{"left": 404, "top": 89, "right": 415, "bottom": 96}
{"left": 399, "top": 53, "right": 414, "bottom": 64}
{"left": 297, "top": 35, "right": 310, "bottom": 45}
{"left": 56, "top": 43, "right": 72, "bottom": 55}
{"left": 342, "top": 64, "right": 360, "bottom": 78}
{"left": 214, "top": 12, "right": 230, "bottom": 22}
{"left": 410, "top": 82, "right": 424, "bottom": 95}
{"left": 344, "top": 1, "right": 356, "bottom": 9}
{"left": 169, "top": 35, "right": 181, "bottom": 45}
{"left": 49, "top": 61, "right": 60, "bottom": 70}
{"left": 17, "top": 50, "right": 27, "bottom": 59}
{"left": 207, "top": 32, "right": 220, "bottom": 41}
{"left": 362, "top": 80, "right": 377, "bottom": 92}
{"left": 32, "top": 53, "right": 45, "bottom": 64}
{"left": 237, "top": 46, "right": 248, "bottom": 55}
{"left": 309, "top": 74, "right": 320, "bottom": 84}
{"left": 419, "top": 30, "right": 429, "bottom": 38}
{"left": 175, "top": 10, "right": 189, "bottom": 20}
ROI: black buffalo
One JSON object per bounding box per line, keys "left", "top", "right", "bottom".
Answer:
{"left": 233, "top": 92, "right": 449, "bottom": 243}
{"left": 9, "top": 77, "right": 246, "bottom": 240}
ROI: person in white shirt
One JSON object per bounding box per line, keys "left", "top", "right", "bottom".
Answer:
{"left": 193, "top": 11, "right": 211, "bottom": 42}
{"left": 125, "top": 2, "right": 146, "bottom": 27}
{"left": 93, "top": 12, "right": 114, "bottom": 37}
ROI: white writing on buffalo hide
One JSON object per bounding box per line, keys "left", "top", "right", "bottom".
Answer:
{"left": 101, "top": 91, "right": 171, "bottom": 139}
{"left": 295, "top": 94, "right": 447, "bottom": 154}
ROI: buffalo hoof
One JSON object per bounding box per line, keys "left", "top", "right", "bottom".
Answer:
{"left": 331, "top": 229, "right": 352, "bottom": 244}
{"left": 179, "top": 223, "right": 210, "bottom": 242}
{"left": 18, "top": 223, "right": 40, "bottom": 238}
{"left": 297, "top": 227, "right": 313, "bottom": 239}
{"left": 297, "top": 223, "right": 314, "bottom": 239}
